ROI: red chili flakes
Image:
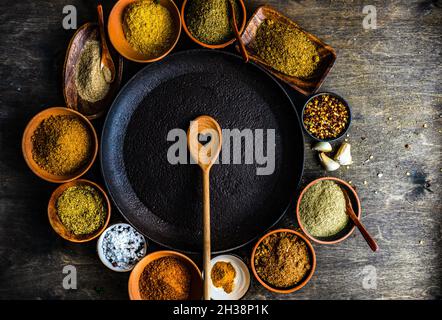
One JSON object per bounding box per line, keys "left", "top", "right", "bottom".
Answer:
{"left": 303, "top": 94, "right": 349, "bottom": 140}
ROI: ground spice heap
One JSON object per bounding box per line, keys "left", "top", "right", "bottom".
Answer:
{"left": 186, "top": 0, "right": 240, "bottom": 45}
{"left": 254, "top": 232, "right": 311, "bottom": 288}
{"left": 299, "top": 180, "right": 349, "bottom": 238}
{"left": 253, "top": 19, "right": 320, "bottom": 78}
{"left": 123, "top": 0, "right": 175, "bottom": 57}
{"left": 303, "top": 94, "right": 349, "bottom": 140}
{"left": 56, "top": 185, "right": 106, "bottom": 236}
{"left": 139, "top": 257, "right": 191, "bottom": 300}
{"left": 31, "top": 115, "right": 92, "bottom": 175}
{"left": 211, "top": 261, "right": 236, "bottom": 293}
{"left": 75, "top": 40, "right": 110, "bottom": 104}
{"left": 101, "top": 224, "right": 146, "bottom": 270}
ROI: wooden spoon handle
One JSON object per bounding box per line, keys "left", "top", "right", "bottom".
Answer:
{"left": 346, "top": 202, "right": 379, "bottom": 252}
{"left": 202, "top": 169, "right": 211, "bottom": 300}
{"left": 229, "top": 1, "right": 248, "bottom": 63}
{"left": 97, "top": 5, "right": 108, "bottom": 53}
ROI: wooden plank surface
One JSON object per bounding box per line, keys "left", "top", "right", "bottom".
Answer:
{"left": 0, "top": 0, "right": 440, "bottom": 300}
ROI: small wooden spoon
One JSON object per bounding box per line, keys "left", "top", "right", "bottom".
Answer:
{"left": 187, "top": 116, "right": 223, "bottom": 300}
{"left": 342, "top": 188, "right": 379, "bottom": 252}
{"left": 97, "top": 4, "right": 115, "bottom": 83}
{"left": 228, "top": 0, "right": 248, "bottom": 63}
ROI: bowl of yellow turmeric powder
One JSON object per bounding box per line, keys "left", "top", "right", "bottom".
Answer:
{"left": 108, "top": 0, "right": 181, "bottom": 63}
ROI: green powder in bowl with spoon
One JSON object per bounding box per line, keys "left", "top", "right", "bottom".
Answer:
{"left": 299, "top": 180, "right": 349, "bottom": 238}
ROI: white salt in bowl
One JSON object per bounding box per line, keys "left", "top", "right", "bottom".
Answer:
{"left": 97, "top": 223, "right": 148, "bottom": 272}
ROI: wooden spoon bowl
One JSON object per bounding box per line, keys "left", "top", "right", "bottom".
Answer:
{"left": 63, "top": 22, "right": 123, "bottom": 120}
{"left": 22, "top": 107, "right": 98, "bottom": 183}
{"left": 47, "top": 179, "right": 111, "bottom": 243}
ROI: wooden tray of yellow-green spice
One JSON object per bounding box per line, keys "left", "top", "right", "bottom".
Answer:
{"left": 238, "top": 6, "right": 336, "bottom": 95}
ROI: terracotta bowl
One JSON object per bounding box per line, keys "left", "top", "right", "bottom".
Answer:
{"left": 251, "top": 229, "right": 316, "bottom": 294}
{"left": 22, "top": 107, "right": 98, "bottom": 183}
{"left": 47, "top": 179, "right": 111, "bottom": 243}
{"left": 296, "top": 177, "right": 362, "bottom": 244}
{"left": 128, "top": 250, "right": 203, "bottom": 300}
{"left": 181, "top": 0, "right": 247, "bottom": 49}
{"left": 108, "top": 0, "right": 182, "bottom": 63}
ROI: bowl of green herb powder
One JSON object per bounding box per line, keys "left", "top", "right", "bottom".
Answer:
{"left": 182, "top": 0, "right": 247, "bottom": 48}
{"left": 48, "top": 179, "right": 111, "bottom": 243}
{"left": 296, "top": 177, "right": 361, "bottom": 244}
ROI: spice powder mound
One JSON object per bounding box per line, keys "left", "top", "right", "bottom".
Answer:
{"left": 139, "top": 257, "right": 192, "bottom": 300}
{"left": 56, "top": 185, "right": 106, "bottom": 236}
{"left": 123, "top": 0, "right": 175, "bottom": 57}
{"left": 253, "top": 19, "right": 320, "bottom": 79}
{"left": 299, "top": 180, "right": 349, "bottom": 238}
{"left": 211, "top": 261, "right": 236, "bottom": 293}
{"left": 31, "top": 115, "right": 92, "bottom": 176}
{"left": 75, "top": 40, "right": 110, "bottom": 104}
{"left": 186, "top": 0, "right": 240, "bottom": 45}
{"left": 254, "top": 232, "right": 311, "bottom": 288}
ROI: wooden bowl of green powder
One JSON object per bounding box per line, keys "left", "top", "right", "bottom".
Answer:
{"left": 48, "top": 179, "right": 111, "bottom": 243}
{"left": 296, "top": 177, "right": 361, "bottom": 244}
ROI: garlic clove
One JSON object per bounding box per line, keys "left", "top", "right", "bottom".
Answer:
{"left": 334, "top": 142, "right": 353, "bottom": 166}
{"left": 319, "top": 152, "right": 340, "bottom": 171}
{"left": 312, "top": 141, "right": 332, "bottom": 152}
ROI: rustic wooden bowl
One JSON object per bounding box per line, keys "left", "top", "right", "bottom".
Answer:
{"left": 63, "top": 22, "right": 123, "bottom": 120}
{"left": 238, "top": 5, "right": 337, "bottom": 95}
{"left": 48, "top": 179, "right": 111, "bottom": 243}
{"left": 251, "top": 229, "right": 316, "bottom": 294}
{"left": 22, "top": 107, "right": 98, "bottom": 183}
{"left": 108, "top": 0, "right": 182, "bottom": 63}
{"left": 296, "top": 177, "right": 362, "bottom": 244}
{"left": 181, "top": 0, "right": 247, "bottom": 49}
{"left": 128, "top": 250, "right": 203, "bottom": 300}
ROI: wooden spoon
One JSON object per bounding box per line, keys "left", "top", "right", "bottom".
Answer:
{"left": 97, "top": 4, "right": 115, "bottom": 83}
{"left": 187, "top": 116, "right": 223, "bottom": 300}
{"left": 342, "top": 188, "right": 379, "bottom": 252}
{"left": 228, "top": 0, "right": 248, "bottom": 63}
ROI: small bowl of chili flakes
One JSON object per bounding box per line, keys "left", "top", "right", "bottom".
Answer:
{"left": 302, "top": 92, "right": 352, "bottom": 142}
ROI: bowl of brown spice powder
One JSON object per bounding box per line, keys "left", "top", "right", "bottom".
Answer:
{"left": 128, "top": 250, "right": 203, "bottom": 300}
{"left": 22, "top": 107, "right": 98, "bottom": 183}
{"left": 251, "top": 229, "right": 316, "bottom": 294}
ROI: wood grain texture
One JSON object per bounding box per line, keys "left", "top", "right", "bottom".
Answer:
{"left": 0, "top": 0, "right": 441, "bottom": 300}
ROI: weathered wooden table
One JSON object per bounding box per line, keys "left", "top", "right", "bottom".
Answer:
{"left": 0, "top": 0, "right": 440, "bottom": 300}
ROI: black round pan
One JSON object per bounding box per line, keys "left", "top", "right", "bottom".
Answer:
{"left": 101, "top": 50, "right": 304, "bottom": 253}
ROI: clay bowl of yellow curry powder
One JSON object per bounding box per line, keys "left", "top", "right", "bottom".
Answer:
{"left": 251, "top": 229, "right": 316, "bottom": 294}
{"left": 108, "top": 0, "right": 181, "bottom": 63}
{"left": 48, "top": 179, "right": 111, "bottom": 243}
{"left": 22, "top": 107, "right": 98, "bottom": 183}
{"left": 296, "top": 177, "right": 361, "bottom": 245}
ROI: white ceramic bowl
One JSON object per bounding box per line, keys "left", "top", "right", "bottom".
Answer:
{"left": 209, "top": 254, "right": 250, "bottom": 300}
{"left": 97, "top": 223, "right": 148, "bottom": 272}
